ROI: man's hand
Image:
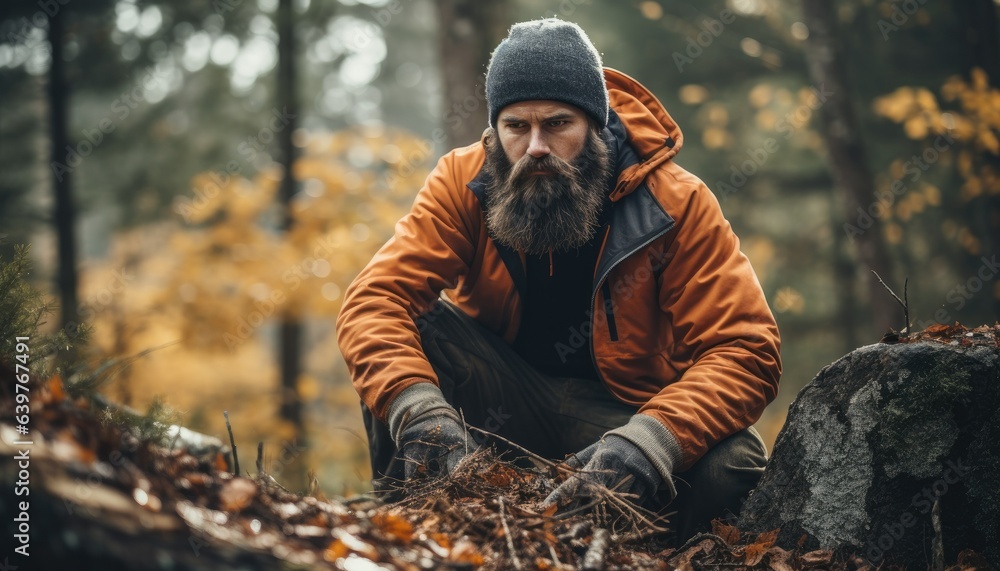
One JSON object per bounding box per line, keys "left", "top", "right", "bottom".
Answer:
{"left": 543, "top": 435, "right": 663, "bottom": 509}
{"left": 396, "top": 406, "right": 478, "bottom": 480}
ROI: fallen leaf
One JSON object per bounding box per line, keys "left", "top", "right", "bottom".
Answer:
{"left": 218, "top": 478, "right": 257, "bottom": 512}
{"left": 953, "top": 549, "right": 993, "bottom": 570}
{"left": 324, "top": 539, "right": 350, "bottom": 562}
{"left": 745, "top": 529, "right": 779, "bottom": 566}
{"left": 371, "top": 512, "right": 413, "bottom": 543}
{"left": 448, "top": 539, "right": 484, "bottom": 566}
{"left": 769, "top": 546, "right": 796, "bottom": 571}
{"left": 668, "top": 537, "right": 717, "bottom": 571}
{"left": 46, "top": 375, "right": 66, "bottom": 403}
{"left": 711, "top": 519, "right": 740, "bottom": 545}
{"left": 214, "top": 452, "right": 229, "bottom": 472}
{"left": 800, "top": 549, "right": 833, "bottom": 568}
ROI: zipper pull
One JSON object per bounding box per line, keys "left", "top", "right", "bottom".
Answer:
{"left": 549, "top": 250, "right": 554, "bottom": 277}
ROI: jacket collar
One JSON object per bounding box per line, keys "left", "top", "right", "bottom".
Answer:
{"left": 467, "top": 106, "right": 674, "bottom": 297}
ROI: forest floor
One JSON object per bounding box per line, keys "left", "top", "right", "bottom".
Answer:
{"left": 2, "top": 324, "right": 998, "bottom": 570}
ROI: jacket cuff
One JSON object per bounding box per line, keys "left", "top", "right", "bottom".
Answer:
{"left": 385, "top": 382, "right": 457, "bottom": 443}
{"left": 605, "top": 414, "right": 683, "bottom": 498}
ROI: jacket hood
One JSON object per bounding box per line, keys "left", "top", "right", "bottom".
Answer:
{"left": 604, "top": 67, "right": 685, "bottom": 202}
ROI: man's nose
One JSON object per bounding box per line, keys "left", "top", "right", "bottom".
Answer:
{"left": 526, "top": 127, "right": 550, "bottom": 158}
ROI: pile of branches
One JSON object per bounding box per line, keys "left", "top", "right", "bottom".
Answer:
{"left": 376, "top": 445, "right": 672, "bottom": 570}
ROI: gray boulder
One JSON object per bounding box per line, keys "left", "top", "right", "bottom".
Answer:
{"left": 739, "top": 337, "right": 1000, "bottom": 568}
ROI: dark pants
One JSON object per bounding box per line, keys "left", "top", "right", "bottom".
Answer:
{"left": 361, "top": 300, "right": 768, "bottom": 544}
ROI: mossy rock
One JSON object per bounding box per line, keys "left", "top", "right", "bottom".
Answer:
{"left": 739, "top": 340, "right": 1000, "bottom": 568}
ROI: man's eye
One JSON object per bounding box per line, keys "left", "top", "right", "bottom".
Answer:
{"left": 548, "top": 120, "right": 566, "bottom": 127}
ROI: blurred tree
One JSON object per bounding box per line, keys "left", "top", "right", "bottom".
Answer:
{"left": 277, "top": 0, "right": 305, "bottom": 489}
{"left": 48, "top": 5, "right": 80, "bottom": 339}
{"left": 436, "top": 0, "right": 509, "bottom": 148}
{"left": 801, "top": 0, "right": 897, "bottom": 334}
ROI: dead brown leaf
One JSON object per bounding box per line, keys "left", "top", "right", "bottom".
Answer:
{"left": 218, "top": 478, "right": 257, "bottom": 512}
{"left": 799, "top": 549, "right": 833, "bottom": 568}
{"left": 371, "top": 512, "right": 413, "bottom": 543}
{"left": 712, "top": 519, "right": 741, "bottom": 545}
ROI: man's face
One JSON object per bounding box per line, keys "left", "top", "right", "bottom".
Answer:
{"left": 496, "top": 100, "right": 590, "bottom": 166}
{"left": 482, "top": 100, "right": 612, "bottom": 255}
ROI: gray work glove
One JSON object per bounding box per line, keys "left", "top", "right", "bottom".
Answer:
{"left": 543, "top": 434, "right": 661, "bottom": 507}
{"left": 543, "top": 414, "right": 681, "bottom": 509}
{"left": 387, "top": 383, "right": 478, "bottom": 480}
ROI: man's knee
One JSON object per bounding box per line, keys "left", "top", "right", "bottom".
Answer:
{"left": 674, "top": 426, "right": 768, "bottom": 501}
{"left": 701, "top": 426, "right": 767, "bottom": 472}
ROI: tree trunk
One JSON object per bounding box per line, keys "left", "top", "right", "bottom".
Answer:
{"left": 49, "top": 8, "right": 79, "bottom": 337}
{"left": 277, "top": 0, "right": 305, "bottom": 489}
{"left": 435, "top": 0, "right": 509, "bottom": 149}
{"left": 830, "top": 195, "right": 858, "bottom": 352}
{"left": 801, "top": 0, "right": 897, "bottom": 335}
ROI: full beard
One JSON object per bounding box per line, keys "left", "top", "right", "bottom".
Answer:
{"left": 481, "top": 127, "right": 612, "bottom": 255}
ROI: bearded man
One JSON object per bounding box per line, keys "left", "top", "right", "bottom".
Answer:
{"left": 336, "top": 18, "right": 781, "bottom": 542}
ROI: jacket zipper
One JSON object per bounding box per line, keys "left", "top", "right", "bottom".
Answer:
{"left": 588, "top": 221, "right": 675, "bottom": 390}
{"left": 601, "top": 280, "right": 619, "bottom": 341}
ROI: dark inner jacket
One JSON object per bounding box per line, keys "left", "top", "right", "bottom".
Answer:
{"left": 510, "top": 112, "right": 636, "bottom": 381}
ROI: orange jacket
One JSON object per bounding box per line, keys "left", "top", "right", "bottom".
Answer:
{"left": 337, "top": 68, "right": 781, "bottom": 471}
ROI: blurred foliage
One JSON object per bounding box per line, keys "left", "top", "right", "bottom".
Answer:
{"left": 75, "top": 128, "right": 421, "bottom": 493}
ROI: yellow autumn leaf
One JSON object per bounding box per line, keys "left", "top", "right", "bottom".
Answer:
{"left": 773, "top": 287, "right": 804, "bottom": 314}
{"left": 915, "top": 88, "right": 938, "bottom": 112}
{"left": 978, "top": 129, "right": 1000, "bottom": 155}
{"left": 679, "top": 84, "right": 709, "bottom": 105}
{"left": 904, "top": 115, "right": 929, "bottom": 139}
{"left": 748, "top": 83, "right": 773, "bottom": 108}
{"left": 884, "top": 222, "right": 903, "bottom": 244}
{"left": 702, "top": 127, "right": 732, "bottom": 149}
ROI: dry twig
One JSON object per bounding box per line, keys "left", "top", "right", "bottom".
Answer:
{"left": 498, "top": 497, "right": 523, "bottom": 570}
{"left": 871, "top": 270, "right": 910, "bottom": 334}
{"left": 224, "top": 410, "right": 239, "bottom": 477}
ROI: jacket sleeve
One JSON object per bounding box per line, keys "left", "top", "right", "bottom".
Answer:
{"left": 638, "top": 170, "right": 781, "bottom": 471}
{"left": 336, "top": 150, "right": 481, "bottom": 421}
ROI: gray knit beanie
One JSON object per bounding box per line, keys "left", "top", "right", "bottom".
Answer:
{"left": 485, "top": 18, "right": 609, "bottom": 128}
